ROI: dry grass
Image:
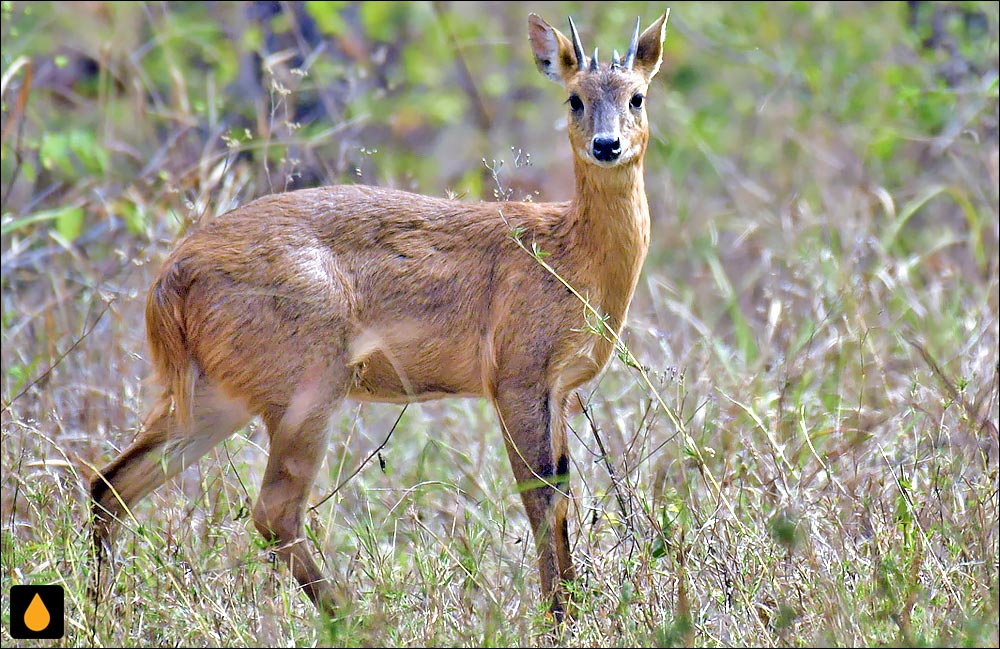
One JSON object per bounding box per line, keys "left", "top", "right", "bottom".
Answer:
{"left": 2, "top": 2, "right": 998, "bottom": 646}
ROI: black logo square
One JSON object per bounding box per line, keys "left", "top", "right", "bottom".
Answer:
{"left": 9, "top": 584, "right": 64, "bottom": 639}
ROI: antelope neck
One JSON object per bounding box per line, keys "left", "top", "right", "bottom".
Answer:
{"left": 564, "top": 156, "right": 650, "bottom": 332}
{"left": 569, "top": 156, "right": 650, "bottom": 254}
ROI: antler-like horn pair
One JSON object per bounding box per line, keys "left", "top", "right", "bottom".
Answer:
{"left": 568, "top": 16, "right": 641, "bottom": 72}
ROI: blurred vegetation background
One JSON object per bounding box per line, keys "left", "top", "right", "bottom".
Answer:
{"left": 3, "top": 2, "right": 997, "bottom": 242}
{"left": 1, "top": 1, "right": 997, "bottom": 646}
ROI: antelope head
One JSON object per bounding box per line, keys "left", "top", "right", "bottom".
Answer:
{"left": 528, "top": 11, "right": 669, "bottom": 168}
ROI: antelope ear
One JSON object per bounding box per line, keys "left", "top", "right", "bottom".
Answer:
{"left": 633, "top": 10, "right": 669, "bottom": 82}
{"left": 528, "top": 14, "right": 581, "bottom": 83}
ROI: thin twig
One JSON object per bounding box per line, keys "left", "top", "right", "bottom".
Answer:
{"left": 576, "top": 392, "right": 633, "bottom": 540}
{"left": 432, "top": 1, "right": 492, "bottom": 132}
{"left": 308, "top": 404, "right": 409, "bottom": 512}
{"left": 1, "top": 58, "right": 32, "bottom": 205}
{"left": 1, "top": 300, "right": 113, "bottom": 414}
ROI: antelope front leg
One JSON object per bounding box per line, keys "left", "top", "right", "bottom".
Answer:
{"left": 494, "top": 384, "right": 575, "bottom": 622}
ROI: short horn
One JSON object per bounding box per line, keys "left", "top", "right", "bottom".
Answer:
{"left": 568, "top": 16, "right": 586, "bottom": 71}
{"left": 590, "top": 47, "right": 599, "bottom": 72}
{"left": 612, "top": 49, "right": 621, "bottom": 69}
{"left": 624, "top": 17, "right": 640, "bottom": 69}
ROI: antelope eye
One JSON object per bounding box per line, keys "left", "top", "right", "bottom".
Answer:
{"left": 630, "top": 93, "right": 644, "bottom": 110}
{"left": 568, "top": 94, "right": 584, "bottom": 113}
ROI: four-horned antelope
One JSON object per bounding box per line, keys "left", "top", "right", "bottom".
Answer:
{"left": 90, "top": 10, "right": 669, "bottom": 623}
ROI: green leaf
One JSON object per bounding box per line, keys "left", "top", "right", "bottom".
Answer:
{"left": 39, "top": 132, "right": 73, "bottom": 175}
{"left": 305, "top": 1, "right": 349, "bottom": 36}
{"left": 881, "top": 184, "right": 983, "bottom": 268}
{"left": 55, "top": 205, "right": 84, "bottom": 241}
{"left": 1, "top": 206, "right": 80, "bottom": 236}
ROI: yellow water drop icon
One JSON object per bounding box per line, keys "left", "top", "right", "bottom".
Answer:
{"left": 24, "top": 592, "right": 50, "bottom": 632}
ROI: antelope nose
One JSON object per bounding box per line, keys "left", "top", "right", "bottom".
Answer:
{"left": 592, "top": 136, "right": 621, "bottom": 162}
